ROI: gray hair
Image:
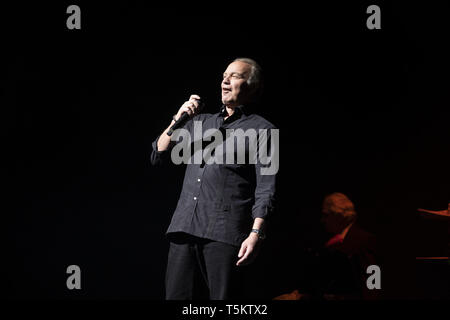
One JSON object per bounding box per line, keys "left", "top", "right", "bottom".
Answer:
{"left": 233, "top": 57, "right": 264, "bottom": 99}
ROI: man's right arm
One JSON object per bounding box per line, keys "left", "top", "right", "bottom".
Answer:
{"left": 150, "top": 95, "right": 201, "bottom": 165}
{"left": 156, "top": 118, "right": 177, "bottom": 152}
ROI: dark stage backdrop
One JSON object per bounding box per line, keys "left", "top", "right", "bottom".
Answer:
{"left": 3, "top": 2, "right": 449, "bottom": 299}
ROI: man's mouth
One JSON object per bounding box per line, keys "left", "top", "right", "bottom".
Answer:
{"left": 222, "top": 87, "right": 232, "bottom": 94}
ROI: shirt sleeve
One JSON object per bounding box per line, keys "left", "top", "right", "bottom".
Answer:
{"left": 251, "top": 126, "right": 278, "bottom": 220}
{"left": 149, "top": 113, "right": 210, "bottom": 167}
{"left": 150, "top": 135, "right": 173, "bottom": 166}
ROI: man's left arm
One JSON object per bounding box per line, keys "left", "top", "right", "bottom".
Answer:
{"left": 236, "top": 127, "right": 277, "bottom": 266}
{"left": 236, "top": 217, "right": 266, "bottom": 266}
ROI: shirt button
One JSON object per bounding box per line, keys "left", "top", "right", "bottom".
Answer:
{"left": 193, "top": 197, "right": 197, "bottom": 200}
{"left": 197, "top": 178, "right": 201, "bottom": 182}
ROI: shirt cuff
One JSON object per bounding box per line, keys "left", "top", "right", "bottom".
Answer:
{"left": 251, "top": 203, "right": 275, "bottom": 220}
{"left": 150, "top": 135, "right": 171, "bottom": 165}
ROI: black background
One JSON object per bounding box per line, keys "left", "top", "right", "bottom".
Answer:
{"left": 3, "top": 1, "right": 449, "bottom": 300}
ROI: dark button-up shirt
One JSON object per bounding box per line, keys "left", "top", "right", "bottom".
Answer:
{"left": 151, "top": 105, "right": 277, "bottom": 247}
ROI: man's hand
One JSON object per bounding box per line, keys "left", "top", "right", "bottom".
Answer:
{"left": 174, "top": 94, "right": 202, "bottom": 121}
{"left": 156, "top": 94, "right": 201, "bottom": 152}
{"left": 273, "top": 290, "right": 310, "bottom": 300}
{"left": 236, "top": 233, "right": 261, "bottom": 266}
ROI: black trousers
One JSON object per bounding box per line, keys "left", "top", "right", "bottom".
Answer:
{"left": 165, "top": 234, "right": 244, "bottom": 300}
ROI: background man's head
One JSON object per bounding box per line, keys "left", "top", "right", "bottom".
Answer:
{"left": 321, "top": 192, "right": 357, "bottom": 234}
{"left": 221, "top": 57, "right": 263, "bottom": 107}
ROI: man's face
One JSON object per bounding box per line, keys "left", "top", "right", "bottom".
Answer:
{"left": 321, "top": 208, "right": 353, "bottom": 235}
{"left": 321, "top": 210, "right": 344, "bottom": 234}
{"left": 221, "top": 61, "right": 253, "bottom": 107}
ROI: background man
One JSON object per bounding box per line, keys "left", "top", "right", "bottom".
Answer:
{"left": 274, "top": 193, "right": 379, "bottom": 300}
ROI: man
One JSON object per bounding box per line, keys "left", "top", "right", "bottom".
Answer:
{"left": 274, "top": 193, "right": 379, "bottom": 300}
{"left": 150, "top": 58, "right": 278, "bottom": 299}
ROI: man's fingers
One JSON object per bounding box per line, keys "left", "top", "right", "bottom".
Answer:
{"left": 236, "top": 255, "right": 247, "bottom": 266}
{"left": 190, "top": 101, "right": 199, "bottom": 110}
{"left": 190, "top": 98, "right": 203, "bottom": 111}
{"left": 237, "top": 245, "right": 254, "bottom": 266}
{"left": 237, "top": 254, "right": 250, "bottom": 266}
{"left": 182, "top": 101, "right": 194, "bottom": 109}
{"left": 180, "top": 104, "right": 196, "bottom": 116}
{"left": 238, "top": 245, "right": 246, "bottom": 258}
{"left": 184, "top": 101, "right": 199, "bottom": 114}
{"left": 189, "top": 95, "right": 202, "bottom": 111}
{"left": 181, "top": 106, "right": 193, "bottom": 116}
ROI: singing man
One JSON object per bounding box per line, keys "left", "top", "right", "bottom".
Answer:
{"left": 151, "top": 58, "right": 278, "bottom": 299}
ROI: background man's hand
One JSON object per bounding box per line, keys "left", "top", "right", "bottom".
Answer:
{"left": 236, "top": 233, "right": 261, "bottom": 266}
{"left": 273, "top": 290, "right": 310, "bottom": 300}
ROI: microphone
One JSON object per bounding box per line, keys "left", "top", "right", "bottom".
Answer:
{"left": 167, "top": 98, "right": 205, "bottom": 136}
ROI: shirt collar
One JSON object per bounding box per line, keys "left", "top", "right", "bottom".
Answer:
{"left": 219, "top": 105, "right": 249, "bottom": 118}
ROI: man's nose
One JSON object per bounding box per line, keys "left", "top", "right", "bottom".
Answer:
{"left": 222, "top": 76, "right": 230, "bottom": 84}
